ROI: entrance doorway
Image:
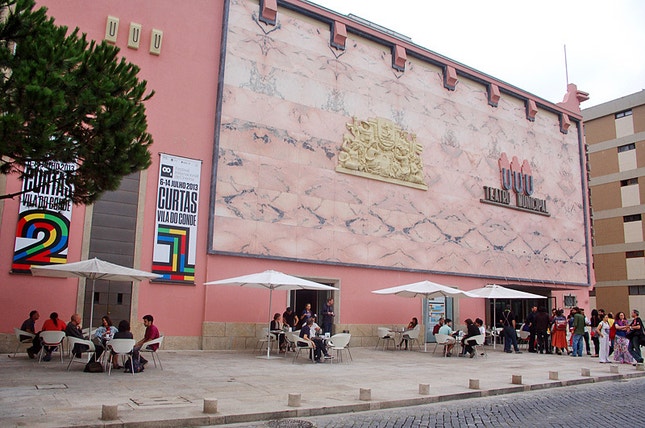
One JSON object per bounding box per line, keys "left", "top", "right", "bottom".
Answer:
{"left": 289, "top": 288, "right": 335, "bottom": 330}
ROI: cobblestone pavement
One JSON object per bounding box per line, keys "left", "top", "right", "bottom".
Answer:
{"left": 227, "top": 377, "right": 645, "bottom": 428}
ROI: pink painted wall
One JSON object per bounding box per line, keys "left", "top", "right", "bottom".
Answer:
{"left": 0, "top": 1, "right": 224, "bottom": 336}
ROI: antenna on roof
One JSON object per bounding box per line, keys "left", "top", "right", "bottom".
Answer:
{"left": 563, "top": 44, "right": 569, "bottom": 86}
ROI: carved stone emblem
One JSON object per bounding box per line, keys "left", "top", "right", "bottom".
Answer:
{"left": 336, "top": 117, "right": 426, "bottom": 190}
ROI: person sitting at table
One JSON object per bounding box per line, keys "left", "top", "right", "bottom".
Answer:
{"left": 299, "top": 317, "right": 332, "bottom": 362}
{"left": 399, "top": 317, "right": 418, "bottom": 350}
{"left": 22, "top": 310, "right": 40, "bottom": 359}
{"left": 460, "top": 318, "right": 480, "bottom": 358}
{"left": 39, "top": 312, "right": 67, "bottom": 361}
{"left": 134, "top": 314, "right": 160, "bottom": 366}
{"left": 270, "top": 313, "right": 287, "bottom": 352}
{"left": 438, "top": 318, "right": 457, "bottom": 356}
{"left": 65, "top": 313, "right": 94, "bottom": 358}
{"left": 432, "top": 317, "right": 445, "bottom": 335}
{"left": 93, "top": 315, "right": 117, "bottom": 345}
{"left": 111, "top": 320, "right": 134, "bottom": 369}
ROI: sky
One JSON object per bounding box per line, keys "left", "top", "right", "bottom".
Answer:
{"left": 310, "top": 0, "right": 645, "bottom": 109}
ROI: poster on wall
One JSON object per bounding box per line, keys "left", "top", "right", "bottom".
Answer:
{"left": 152, "top": 153, "right": 201, "bottom": 284}
{"left": 12, "top": 161, "right": 75, "bottom": 273}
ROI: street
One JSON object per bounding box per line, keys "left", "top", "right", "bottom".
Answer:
{"left": 225, "top": 376, "right": 643, "bottom": 428}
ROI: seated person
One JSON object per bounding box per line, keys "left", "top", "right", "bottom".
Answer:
{"left": 93, "top": 315, "right": 118, "bottom": 345}
{"left": 65, "top": 313, "right": 94, "bottom": 358}
{"left": 111, "top": 320, "right": 134, "bottom": 369}
{"left": 399, "top": 317, "right": 418, "bottom": 350}
{"left": 134, "top": 314, "right": 160, "bottom": 365}
{"left": 22, "top": 310, "right": 40, "bottom": 359}
{"left": 438, "top": 318, "right": 457, "bottom": 356}
{"left": 270, "top": 313, "right": 287, "bottom": 352}
{"left": 460, "top": 318, "right": 480, "bottom": 358}
{"left": 432, "top": 317, "right": 444, "bottom": 335}
{"left": 37, "top": 312, "right": 67, "bottom": 361}
{"left": 299, "top": 318, "right": 332, "bottom": 362}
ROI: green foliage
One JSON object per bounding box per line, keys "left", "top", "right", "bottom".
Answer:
{"left": 0, "top": 0, "right": 154, "bottom": 204}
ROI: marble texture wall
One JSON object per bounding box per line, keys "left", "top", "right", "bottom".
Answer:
{"left": 211, "top": 0, "right": 589, "bottom": 285}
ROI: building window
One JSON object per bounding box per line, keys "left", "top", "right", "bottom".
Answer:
{"left": 626, "top": 250, "right": 645, "bottom": 258}
{"left": 620, "top": 178, "right": 638, "bottom": 187}
{"left": 628, "top": 285, "right": 645, "bottom": 295}
{"left": 624, "top": 214, "right": 642, "bottom": 222}
{"left": 117, "top": 293, "right": 123, "bottom": 305}
{"left": 564, "top": 295, "right": 577, "bottom": 308}
{"left": 615, "top": 109, "right": 633, "bottom": 119}
{"left": 618, "top": 143, "right": 636, "bottom": 153}
{"left": 589, "top": 289, "right": 596, "bottom": 297}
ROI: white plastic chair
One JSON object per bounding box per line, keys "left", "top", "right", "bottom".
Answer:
{"left": 140, "top": 336, "right": 164, "bottom": 370}
{"left": 401, "top": 325, "right": 421, "bottom": 351}
{"left": 106, "top": 338, "right": 136, "bottom": 375}
{"left": 37, "top": 331, "right": 66, "bottom": 363}
{"left": 66, "top": 337, "right": 96, "bottom": 370}
{"left": 472, "top": 334, "right": 487, "bottom": 358}
{"left": 518, "top": 330, "right": 530, "bottom": 349}
{"left": 13, "top": 328, "right": 35, "bottom": 357}
{"left": 375, "top": 327, "right": 396, "bottom": 350}
{"left": 289, "top": 333, "right": 315, "bottom": 363}
{"left": 433, "top": 333, "right": 455, "bottom": 357}
{"left": 255, "top": 328, "right": 277, "bottom": 354}
{"left": 328, "top": 333, "right": 352, "bottom": 363}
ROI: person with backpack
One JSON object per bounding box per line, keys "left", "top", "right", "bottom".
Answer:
{"left": 551, "top": 309, "right": 568, "bottom": 355}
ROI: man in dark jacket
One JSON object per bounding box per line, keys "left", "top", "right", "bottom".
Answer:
{"left": 534, "top": 306, "right": 551, "bottom": 354}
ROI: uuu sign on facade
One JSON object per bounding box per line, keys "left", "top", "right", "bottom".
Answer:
{"left": 481, "top": 153, "right": 550, "bottom": 216}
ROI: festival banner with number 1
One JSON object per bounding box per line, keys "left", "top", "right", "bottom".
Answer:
{"left": 152, "top": 154, "right": 201, "bottom": 283}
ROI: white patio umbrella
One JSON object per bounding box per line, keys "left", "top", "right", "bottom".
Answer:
{"left": 31, "top": 258, "right": 161, "bottom": 333}
{"left": 467, "top": 284, "right": 546, "bottom": 348}
{"left": 205, "top": 270, "right": 338, "bottom": 359}
{"left": 372, "top": 280, "right": 476, "bottom": 351}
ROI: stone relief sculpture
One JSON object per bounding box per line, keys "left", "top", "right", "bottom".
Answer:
{"left": 336, "top": 117, "right": 427, "bottom": 190}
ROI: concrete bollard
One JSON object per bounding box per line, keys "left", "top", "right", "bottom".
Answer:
{"left": 468, "top": 379, "right": 479, "bottom": 390}
{"left": 636, "top": 363, "right": 645, "bottom": 372}
{"left": 101, "top": 404, "right": 118, "bottom": 421}
{"left": 203, "top": 398, "right": 218, "bottom": 414}
{"left": 359, "top": 388, "right": 371, "bottom": 401}
{"left": 511, "top": 375, "right": 522, "bottom": 385}
{"left": 549, "top": 371, "right": 559, "bottom": 380}
{"left": 288, "top": 393, "right": 301, "bottom": 407}
{"left": 418, "top": 384, "right": 430, "bottom": 395}
{"left": 609, "top": 365, "right": 619, "bottom": 374}
{"left": 581, "top": 368, "right": 591, "bottom": 377}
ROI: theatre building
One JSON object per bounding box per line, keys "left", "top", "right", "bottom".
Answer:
{"left": 0, "top": 0, "right": 594, "bottom": 351}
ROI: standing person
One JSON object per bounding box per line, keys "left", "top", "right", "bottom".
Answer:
{"left": 134, "top": 314, "right": 160, "bottom": 366}
{"left": 597, "top": 314, "right": 611, "bottom": 363}
{"left": 300, "top": 303, "right": 313, "bottom": 328}
{"left": 589, "top": 309, "right": 601, "bottom": 357}
{"left": 21, "top": 310, "right": 40, "bottom": 359}
{"left": 526, "top": 306, "right": 538, "bottom": 353}
{"left": 580, "top": 308, "right": 592, "bottom": 355}
{"left": 627, "top": 309, "right": 644, "bottom": 364}
{"left": 550, "top": 309, "right": 568, "bottom": 355}
{"left": 282, "top": 307, "right": 298, "bottom": 330}
{"left": 571, "top": 307, "right": 585, "bottom": 357}
{"left": 321, "top": 298, "right": 334, "bottom": 335}
{"left": 534, "top": 306, "right": 551, "bottom": 354}
{"left": 501, "top": 306, "right": 522, "bottom": 354}
{"left": 40, "top": 312, "right": 66, "bottom": 361}
{"left": 613, "top": 311, "right": 634, "bottom": 364}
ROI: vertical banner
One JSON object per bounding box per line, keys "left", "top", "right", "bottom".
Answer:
{"left": 152, "top": 154, "right": 201, "bottom": 283}
{"left": 12, "top": 161, "right": 75, "bottom": 273}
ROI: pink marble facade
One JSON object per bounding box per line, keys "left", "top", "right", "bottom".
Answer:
{"left": 212, "top": 0, "right": 589, "bottom": 285}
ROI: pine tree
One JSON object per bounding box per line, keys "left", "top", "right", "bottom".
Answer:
{"left": 0, "top": 0, "right": 154, "bottom": 204}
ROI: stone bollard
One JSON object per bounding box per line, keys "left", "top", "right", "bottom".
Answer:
{"left": 468, "top": 379, "right": 479, "bottom": 390}
{"left": 581, "top": 368, "right": 591, "bottom": 377}
{"left": 418, "top": 384, "right": 430, "bottom": 395}
{"left": 636, "top": 363, "right": 645, "bottom": 372}
{"left": 288, "top": 393, "right": 301, "bottom": 407}
{"left": 101, "top": 404, "right": 118, "bottom": 421}
{"left": 203, "top": 398, "right": 218, "bottom": 414}
{"left": 511, "top": 375, "right": 522, "bottom": 385}
{"left": 610, "top": 365, "right": 619, "bottom": 374}
{"left": 549, "top": 371, "right": 559, "bottom": 380}
{"left": 359, "top": 388, "right": 371, "bottom": 401}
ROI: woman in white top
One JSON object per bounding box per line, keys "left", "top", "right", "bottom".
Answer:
{"left": 93, "top": 315, "right": 118, "bottom": 344}
{"left": 596, "top": 314, "right": 611, "bottom": 363}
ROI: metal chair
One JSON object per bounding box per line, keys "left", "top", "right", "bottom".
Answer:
{"left": 66, "top": 337, "right": 96, "bottom": 371}
{"left": 37, "top": 331, "right": 66, "bottom": 363}
{"left": 328, "top": 333, "right": 352, "bottom": 363}
{"left": 13, "top": 328, "right": 35, "bottom": 357}
{"left": 375, "top": 327, "right": 396, "bottom": 350}
{"left": 140, "top": 336, "right": 164, "bottom": 370}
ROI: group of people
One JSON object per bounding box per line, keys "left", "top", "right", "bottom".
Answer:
{"left": 20, "top": 310, "right": 161, "bottom": 370}
{"left": 432, "top": 316, "right": 486, "bottom": 357}
{"left": 273, "top": 299, "right": 335, "bottom": 361}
